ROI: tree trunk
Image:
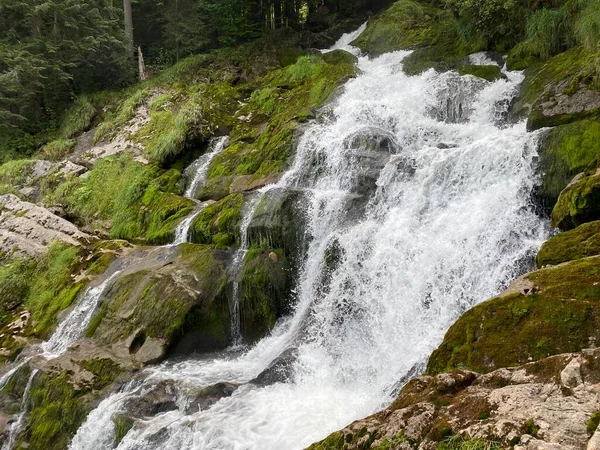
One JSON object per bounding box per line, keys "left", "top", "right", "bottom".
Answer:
{"left": 123, "top": 0, "right": 134, "bottom": 59}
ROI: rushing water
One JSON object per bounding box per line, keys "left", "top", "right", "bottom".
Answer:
{"left": 1, "top": 369, "right": 38, "bottom": 450}
{"left": 41, "top": 272, "right": 122, "bottom": 358}
{"left": 69, "top": 32, "right": 548, "bottom": 450}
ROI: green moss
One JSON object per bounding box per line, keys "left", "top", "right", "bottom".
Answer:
{"left": 523, "top": 419, "right": 540, "bottom": 437}
{"left": 25, "top": 244, "right": 85, "bottom": 338}
{"left": 88, "top": 245, "right": 230, "bottom": 352}
{"left": 306, "top": 431, "right": 345, "bottom": 450}
{"left": 458, "top": 65, "right": 504, "bottom": 82}
{"left": 240, "top": 249, "right": 288, "bottom": 342}
{"left": 551, "top": 171, "right": 600, "bottom": 230}
{"left": 113, "top": 414, "right": 135, "bottom": 445}
{"left": 190, "top": 194, "right": 244, "bottom": 249}
{"left": 537, "top": 119, "right": 600, "bottom": 207}
{"left": 20, "top": 371, "right": 89, "bottom": 450}
{"left": 587, "top": 411, "right": 600, "bottom": 436}
{"left": 427, "top": 256, "right": 600, "bottom": 375}
{"left": 537, "top": 221, "right": 600, "bottom": 267}
{"left": 49, "top": 153, "right": 194, "bottom": 244}
{"left": 78, "top": 358, "right": 123, "bottom": 390}
{"left": 515, "top": 46, "right": 600, "bottom": 130}
{"left": 202, "top": 53, "right": 355, "bottom": 197}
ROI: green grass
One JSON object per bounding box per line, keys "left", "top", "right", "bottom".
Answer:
{"left": 49, "top": 153, "right": 193, "bottom": 244}
{"left": 94, "top": 88, "right": 150, "bottom": 143}
{"left": 0, "top": 159, "right": 34, "bottom": 185}
{"left": 438, "top": 435, "right": 500, "bottom": 450}
{"left": 40, "top": 139, "right": 76, "bottom": 161}
{"left": 575, "top": 0, "right": 600, "bottom": 52}
{"left": 58, "top": 96, "right": 96, "bottom": 139}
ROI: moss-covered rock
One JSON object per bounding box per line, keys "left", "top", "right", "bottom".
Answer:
{"left": 240, "top": 249, "right": 290, "bottom": 343}
{"left": 351, "top": 0, "right": 479, "bottom": 74}
{"left": 536, "top": 119, "right": 600, "bottom": 209}
{"left": 458, "top": 65, "right": 504, "bottom": 82}
{"left": 48, "top": 154, "right": 194, "bottom": 244}
{"left": 200, "top": 53, "right": 356, "bottom": 198}
{"left": 190, "top": 193, "right": 244, "bottom": 249}
{"left": 537, "top": 221, "right": 600, "bottom": 268}
{"left": 514, "top": 47, "right": 600, "bottom": 131}
{"left": 551, "top": 170, "right": 600, "bottom": 231}
{"left": 426, "top": 256, "right": 600, "bottom": 375}
{"left": 247, "top": 188, "right": 309, "bottom": 262}
{"left": 88, "top": 244, "right": 230, "bottom": 360}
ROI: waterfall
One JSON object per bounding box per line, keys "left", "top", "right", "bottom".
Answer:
{"left": 184, "top": 136, "right": 229, "bottom": 199}
{"left": 1, "top": 369, "right": 38, "bottom": 450}
{"left": 229, "top": 196, "right": 263, "bottom": 345}
{"left": 41, "top": 272, "right": 121, "bottom": 358}
{"left": 69, "top": 30, "right": 548, "bottom": 450}
{"left": 172, "top": 136, "right": 230, "bottom": 245}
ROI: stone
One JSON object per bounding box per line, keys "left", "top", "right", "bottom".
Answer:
{"left": 308, "top": 349, "right": 600, "bottom": 450}
{"left": 0, "top": 194, "right": 92, "bottom": 256}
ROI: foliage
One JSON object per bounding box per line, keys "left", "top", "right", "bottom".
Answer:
{"left": 575, "top": 0, "right": 600, "bottom": 52}
{"left": 0, "top": 0, "right": 132, "bottom": 138}
{"left": 40, "top": 139, "right": 76, "bottom": 161}
{"left": 49, "top": 153, "right": 193, "bottom": 243}
{"left": 438, "top": 434, "right": 500, "bottom": 450}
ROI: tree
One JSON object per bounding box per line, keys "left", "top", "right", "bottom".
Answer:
{"left": 123, "top": 0, "right": 135, "bottom": 59}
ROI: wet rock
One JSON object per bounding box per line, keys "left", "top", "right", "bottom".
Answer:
{"left": 89, "top": 244, "right": 232, "bottom": 361}
{"left": 308, "top": 349, "right": 600, "bottom": 450}
{"left": 551, "top": 169, "right": 600, "bottom": 231}
{"left": 185, "top": 382, "right": 238, "bottom": 414}
{"left": 240, "top": 248, "right": 291, "bottom": 343}
{"left": 251, "top": 348, "right": 298, "bottom": 386}
{"left": 0, "top": 194, "right": 92, "bottom": 256}
{"left": 123, "top": 381, "right": 178, "bottom": 417}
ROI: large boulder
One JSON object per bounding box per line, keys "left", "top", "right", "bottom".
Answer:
{"left": 426, "top": 255, "right": 600, "bottom": 375}
{"left": 0, "top": 194, "right": 91, "bottom": 257}
{"left": 551, "top": 169, "right": 600, "bottom": 231}
{"left": 514, "top": 47, "right": 600, "bottom": 131}
{"left": 308, "top": 349, "right": 600, "bottom": 450}
{"left": 537, "top": 221, "right": 600, "bottom": 268}
{"left": 535, "top": 119, "right": 600, "bottom": 210}
{"left": 87, "top": 244, "right": 231, "bottom": 362}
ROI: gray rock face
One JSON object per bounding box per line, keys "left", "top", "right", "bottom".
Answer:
{"left": 0, "top": 194, "right": 91, "bottom": 256}
{"left": 308, "top": 348, "right": 600, "bottom": 450}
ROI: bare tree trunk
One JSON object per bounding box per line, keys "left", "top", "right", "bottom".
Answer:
{"left": 138, "top": 46, "right": 147, "bottom": 81}
{"left": 123, "top": 0, "right": 134, "bottom": 59}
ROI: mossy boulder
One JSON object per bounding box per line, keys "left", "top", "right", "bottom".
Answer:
{"left": 200, "top": 53, "right": 356, "bottom": 199}
{"left": 536, "top": 119, "right": 600, "bottom": 209}
{"left": 514, "top": 47, "right": 600, "bottom": 131}
{"left": 88, "top": 244, "right": 231, "bottom": 360}
{"left": 247, "top": 188, "right": 309, "bottom": 263}
{"left": 190, "top": 193, "right": 244, "bottom": 249}
{"left": 352, "top": 0, "right": 478, "bottom": 74}
{"left": 551, "top": 170, "right": 600, "bottom": 231}
{"left": 537, "top": 221, "right": 600, "bottom": 268}
{"left": 427, "top": 256, "right": 600, "bottom": 375}
{"left": 240, "top": 249, "right": 291, "bottom": 343}
{"left": 458, "top": 65, "right": 504, "bottom": 82}
{"left": 48, "top": 154, "right": 194, "bottom": 244}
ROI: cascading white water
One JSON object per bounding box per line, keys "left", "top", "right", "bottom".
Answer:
{"left": 41, "top": 272, "right": 121, "bottom": 358}
{"left": 185, "top": 136, "right": 229, "bottom": 199}
{"left": 321, "top": 22, "right": 367, "bottom": 56}
{"left": 229, "top": 196, "right": 262, "bottom": 345}
{"left": 172, "top": 136, "right": 230, "bottom": 246}
{"left": 1, "top": 369, "right": 38, "bottom": 450}
{"left": 69, "top": 33, "right": 549, "bottom": 450}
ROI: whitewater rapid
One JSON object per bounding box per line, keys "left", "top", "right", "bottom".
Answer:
{"left": 70, "top": 38, "right": 548, "bottom": 450}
